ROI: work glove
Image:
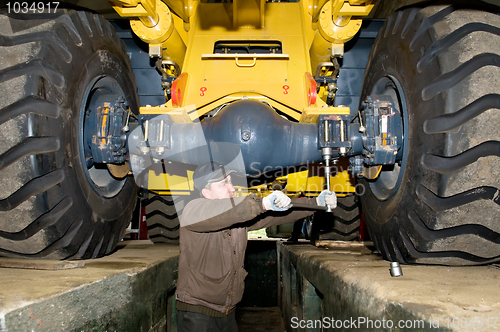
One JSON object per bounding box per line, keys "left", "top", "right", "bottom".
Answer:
{"left": 263, "top": 191, "right": 292, "bottom": 211}
{"left": 316, "top": 190, "right": 337, "bottom": 209}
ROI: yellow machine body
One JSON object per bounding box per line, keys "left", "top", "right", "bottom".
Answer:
{"left": 110, "top": 0, "right": 374, "bottom": 197}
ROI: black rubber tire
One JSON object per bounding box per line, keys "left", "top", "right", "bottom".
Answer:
{"left": 359, "top": 1, "right": 500, "bottom": 265}
{"left": 144, "top": 193, "right": 181, "bottom": 244}
{"left": 0, "top": 10, "right": 139, "bottom": 259}
{"left": 305, "top": 195, "right": 361, "bottom": 243}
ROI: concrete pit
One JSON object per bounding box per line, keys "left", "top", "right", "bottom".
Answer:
{"left": 0, "top": 240, "right": 499, "bottom": 331}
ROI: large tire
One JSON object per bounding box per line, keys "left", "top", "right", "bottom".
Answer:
{"left": 144, "top": 193, "right": 182, "bottom": 244}
{"left": 0, "top": 10, "right": 139, "bottom": 259}
{"left": 359, "top": 2, "right": 500, "bottom": 265}
{"left": 305, "top": 195, "right": 361, "bottom": 243}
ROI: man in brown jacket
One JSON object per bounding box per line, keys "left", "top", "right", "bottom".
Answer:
{"left": 175, "top": 162, "right": 337, "bottom": 332}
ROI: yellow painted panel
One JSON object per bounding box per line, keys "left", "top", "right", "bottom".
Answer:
{"left": 111, "top": 0, "right": 155, "bottom": 16}
{"left": 180, "top": 2, "right": 312, "bottom": 112}
{"left": 188, "top": 93, "right": 303, "bottom": 121}
{"left": 154, "top": 191, "right": 192, "bottom": 195}
{"left": 300, "top": 106, "right": 350, "bottom": 123}
{"left": 204, "top": 58, "right": 288, "bottom": 83}
{"left": 305, "top": 176, "right": 324, "bottom": 194}
{"left": 148, "top": 169, "right": 194, "bottom": 191}
{"left": 286, "top": 170, "right": 309, "bottom": 192}
{"left": 330, "top": 169, "right": 356, "bottom": 193}
{"left": 340, "top": 1, "right": 375, "bottom": 15}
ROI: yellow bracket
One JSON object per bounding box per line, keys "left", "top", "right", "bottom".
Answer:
{"left": 310, "top": 0, "right": 375, "bottom": 20}
{"left": 300, "top": 105, "right": 350, "bottom": 123}
{"left": 111, "top": 0, "right": 156, "bottom": 16}
{"left": 339, "top": 0, "right": 375, "bottom": 15}
{"left": 174, "top": 92, "right": 304, "bottom": 122}
{"left": 140, "top": 104, "right": 196, "bottom": 123}
{"left": 148, "top": 169, "right": 195, "bottom": 193}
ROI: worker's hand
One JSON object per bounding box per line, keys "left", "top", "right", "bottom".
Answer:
{"left": 316, "top": 190, "right": 337, "bottom": 209}
{"left": 263, "top": 191, "right": 292, "bottom": 211}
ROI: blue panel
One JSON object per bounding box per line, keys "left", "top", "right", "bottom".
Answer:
{"left": 123, "top": 39, "right": 153, "bottom": 69}
{"left": 342, "top": 38, "right": 376, "bottom": 68}
{"left": 357, "top": 20, "right": 384, "bottom": 39}
{"left": 139, "top": 95, "right": 167, "bottom": 107}
{"left": 334, "top": 20, "right": 383, "bottom": 114}
{"left": 336, "top": 69, "right": 366, "bottom": 96}
{"left": 111, "top": 20, "right": 165, "bottom": 107}
{"left": 135, "top": 69, "right": 164, "bottom": 96}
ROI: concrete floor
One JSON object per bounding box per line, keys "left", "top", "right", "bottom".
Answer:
{"left": 1, "top": 239, "right": 499, "bottom": 331}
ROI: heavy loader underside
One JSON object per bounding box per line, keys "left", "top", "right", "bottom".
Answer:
{"left": 0, "top": 0, "right": 498, "bottom": 264}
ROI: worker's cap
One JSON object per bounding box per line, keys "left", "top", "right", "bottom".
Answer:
{"left": 193, "top": 161, "right": 236, "bottom": 190}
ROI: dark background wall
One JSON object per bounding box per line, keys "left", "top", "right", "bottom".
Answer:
{"left": 239, "top": 240, "right": 279, "bottom": 307}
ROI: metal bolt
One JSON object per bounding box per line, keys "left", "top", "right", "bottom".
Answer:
{"left": 339, "top": 119, "right": 345, "bottom": 142}
{"left": 159, "top": 119, "right": 165, "bottom": 141}
{"left": 339, "top": 147, "right": 347, "bottom": 156}
{"left": 390, "top": 262, "right": 403, "bottom": 277}
{"left": 324, "top": 120, "right": 330, "bottom": 142}
{"left": 156, "top": 146, "right": 165, "bottom": 155}
{"left": 359, "top": 125, "right": 366, "bottom": 133}
{"left": 139, "top": 146, "right": 150, "bottom": 155}
{"left": 241, "top": 131, "right": 251, "bottom": 141}
{"left": 144, "top": 120, "right": 149, "bottom": 141}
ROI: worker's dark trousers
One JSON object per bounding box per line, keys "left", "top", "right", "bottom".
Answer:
{"left": 177, "top": 310, "right": 238, "bottom": 332}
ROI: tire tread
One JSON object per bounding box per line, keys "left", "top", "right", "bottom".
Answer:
{"left": 144, "top": 192, "right": 181, "bottom": 244}
{"left": 416, "top": 183, "right": 500, "bottom": 212}
{"left": 0, "top": 137, "right": 60, "bottom": 171}
{"left": 0, "top": 169, "right": 64, "bottom": 211}
{"left": 421, "top": 141, "right": 500, "bottom": 174}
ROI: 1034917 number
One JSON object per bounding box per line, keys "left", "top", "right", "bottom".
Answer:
{"left": 6, "top": 2, "right": 60, "bottom": 14}
{"left": 444, "top": 317, "right": 498, "bottom": 329}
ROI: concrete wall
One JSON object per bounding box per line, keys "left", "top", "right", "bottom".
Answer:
{"left": 277, "top": 243, "right": 453, "bottom": 332}
{"left": 0, "top": 242, "right": 179, "bottom": 332}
